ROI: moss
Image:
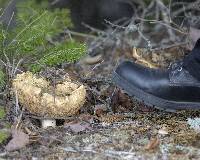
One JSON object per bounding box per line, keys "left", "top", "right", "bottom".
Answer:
{"left": 0, "top": 131, "right": 9, "bottom": 144}
{"left": 0, "top": 107, "right": 6, "bottom": 119}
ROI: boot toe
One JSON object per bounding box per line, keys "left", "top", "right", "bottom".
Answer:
{"left": 114, "top": 61, "right": 167, "bottom": 91}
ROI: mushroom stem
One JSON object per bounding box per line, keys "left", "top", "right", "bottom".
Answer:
{"left": 41, "top": 119, "right": 56, "bottom": 128}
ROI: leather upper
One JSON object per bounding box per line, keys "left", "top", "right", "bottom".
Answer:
{"left": 115, "top": 61, "right": 200, "bottom": 102}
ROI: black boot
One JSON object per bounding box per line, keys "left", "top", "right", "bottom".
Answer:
{"left": 112, "top": 41, "right": 200, "bottom": 111}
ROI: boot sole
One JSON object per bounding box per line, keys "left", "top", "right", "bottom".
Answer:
{"left": 112, "top": 71, "right": 200, "bottom": 112}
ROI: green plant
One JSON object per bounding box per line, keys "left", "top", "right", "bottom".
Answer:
{"left": 0, "top": 131, "right": 9, "bottom": 144}
{"left": 0, "top": 0, "right": 86, "bottom": 88}
{"left": 0, "top": 0, "right": 7, "bottom": 8}
{"left": 0, "top": 107, "right": 6, "bottom": 119}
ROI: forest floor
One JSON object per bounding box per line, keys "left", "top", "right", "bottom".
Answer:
{"left": 1, "top": 30, "right": 200, "bottom": 160}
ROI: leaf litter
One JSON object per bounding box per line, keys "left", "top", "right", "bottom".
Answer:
{"left": 5, "top": 129, "right": 29, "bottom": 152}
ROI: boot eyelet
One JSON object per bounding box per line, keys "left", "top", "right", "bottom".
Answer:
{"left": 178, "top": 67, "right": 182, "bottom": 72}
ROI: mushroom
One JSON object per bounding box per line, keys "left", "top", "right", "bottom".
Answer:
{"left": 12, "top": 72, "right": 86, "bottom": 128}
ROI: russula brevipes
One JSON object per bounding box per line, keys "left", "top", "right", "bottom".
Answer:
{"left": 12, "top": 72, "right": 86, "bottom": 128}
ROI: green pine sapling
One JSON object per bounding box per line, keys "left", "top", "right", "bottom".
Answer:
{"left": 0, "top": 0, "right": 86, "bottom": 89}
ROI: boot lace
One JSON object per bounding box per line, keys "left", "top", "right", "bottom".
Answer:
{"left": 168, "top": 60, "right": 183, "bottom": 74}
{"left": 169, "top": 60, "right": 199, "bottom": 83}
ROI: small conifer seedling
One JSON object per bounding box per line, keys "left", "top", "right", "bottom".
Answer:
{"left": 0, "top": 0, "right": 86, "bottom": 89}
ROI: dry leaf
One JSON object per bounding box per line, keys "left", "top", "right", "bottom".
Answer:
{"left": 144, "top": 137, "right": 160, "bottom": 150}
{"left": 82, "top": 54, "right": 103, "bottom": 65}
{"left": 64, "top": 120, "right": 92, "bottom": 133}
{"left": 79, "top": 114, "right": 96, "bottom": 123}
{"left": 94, "top": 104, "right": 107, "bottom": 117}
{"left": 99, "top": 114, "right": 126, "bottom": 124}
{"left": 111, "top": 88, "right": 133, "bottom": 112}
{"left": 5, "top": 129, "right": 29, "bottom": 152}
{"left": 132, "top": 48, "right": 158, "bottom": 68}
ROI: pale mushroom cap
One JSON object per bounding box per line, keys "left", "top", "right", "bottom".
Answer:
{"left": 12, "top": 72, "right": 86, "bottom": 118}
